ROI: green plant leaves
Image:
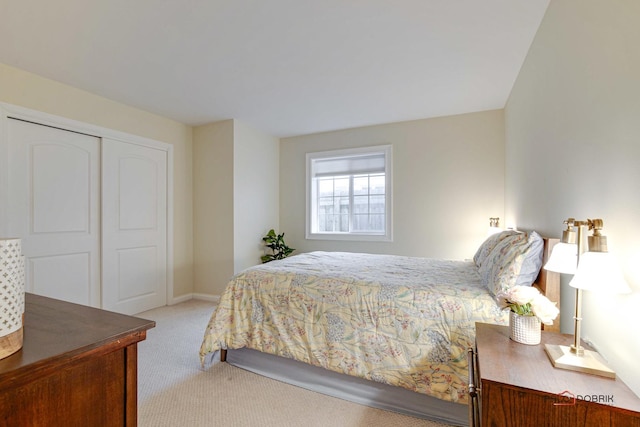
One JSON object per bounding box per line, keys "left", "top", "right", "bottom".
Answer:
{"left": 261, "top": 229, "right": 295, "bottom": 263}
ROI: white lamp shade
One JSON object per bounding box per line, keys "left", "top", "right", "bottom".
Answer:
{"left": 543, "top": 242, "right": 578, "bottom": 274}
{"left": 569, "top": 251, "right": 631, "bottom": 294}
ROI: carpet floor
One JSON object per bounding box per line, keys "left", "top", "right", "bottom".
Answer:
{"left": 137, "top": 299, "right": 454, "bottom": 427}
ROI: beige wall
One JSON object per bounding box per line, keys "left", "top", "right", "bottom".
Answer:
{"left": 233, "top": 120, "right": 280, "bottom": 274}
{"left": 505, "top": 0, "right": 640, "bottom": 394}
{"left": 0, "top": 63, "right": 194, "bottom": 299}
{"left": 280, "top": 110, "right": 505, "bottom": 260}
{"left": 193, "top": 119, "right": 280, "bottom": 295}
{"left": 193, "top": 120, "right": 235, "bottom": 296}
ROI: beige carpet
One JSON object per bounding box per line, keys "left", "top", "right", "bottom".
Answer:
{"left": 137, "top": 299, "right": 454, "bottom": 427}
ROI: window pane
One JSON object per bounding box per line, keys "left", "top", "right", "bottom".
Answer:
{"left": 334, "top": 177, "right": 349, "bottom": 196}
{"left": 318, "top": 178, "right": 334, "bottom": 197}
{"left": 353, "top": 175, "right": 369, "bottom": 195}
{"left": 370, "top": 214, "right": 385, "bottom": 231}
{"left": 317, "top": 174, "right": 385, "bottom": 233}
{"left": 318, "top": 214, "right": 330, "bottom": 232}
{"left": 353, "top": 195, "right": 369, "bottom": 213}
{"left": 332, "top": 215, "right": 342, "bottom": 232}
{"left": 370, "top": 195, "right": 385, "bottom": 213}
{"left": 319, "top": 197, "right": 334, "bottom": 214}
{"left": 354, "top": 213, "right": 384, "bottom": 232}
{"left": 370, "top": 174, "right": 385, "bottom": 195}
{"left": 339, "top": 214, "right": 349, "bottom": 232}
{"left": 352, "top": 214, "right": 364, "bottom": 231}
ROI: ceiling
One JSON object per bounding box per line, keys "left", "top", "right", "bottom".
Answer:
{"left": 0, "top": 0, "right": 550, "bottom": 138}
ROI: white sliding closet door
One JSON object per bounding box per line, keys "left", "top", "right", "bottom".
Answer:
{"left": 102, "top": 138, "right": 167, "bottom": 314}
{"left": 7, "top": 119, "right": 101, "bottom": 306}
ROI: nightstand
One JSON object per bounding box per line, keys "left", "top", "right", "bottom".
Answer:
{"left": 468, "top": 323, "right": 640, "bottom": 427}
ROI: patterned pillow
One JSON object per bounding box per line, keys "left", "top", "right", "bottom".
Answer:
{"left": 478, "top": 232, "right": 531, "bottom": 296}
{"left": 473, "top": 229, "right": 520, "bottom": 268}
{"left": 515, "top": 231, "right": 544, "bottom": 287}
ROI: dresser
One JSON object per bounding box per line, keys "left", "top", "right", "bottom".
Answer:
{"left": 469, "top": 323, "right": 640, "bottom": 427}
{"left": 0, "top": 293, "right": 155, "bottom": 426}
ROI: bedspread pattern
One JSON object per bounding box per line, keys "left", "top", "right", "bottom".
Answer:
{"left": 200, "top": 252, "right": 508, "bottom": 403}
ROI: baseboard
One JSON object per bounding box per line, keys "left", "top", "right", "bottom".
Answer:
{"left": 191, "top": 293, "right": 221, "bottom": 304}
{"left": 168, "top": 293, "right": 220, "bottom": 305}
{"left": 168, "top": 294, "right": 194, "bottom": 305}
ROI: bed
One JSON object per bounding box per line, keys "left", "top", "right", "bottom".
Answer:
{"left": 199, "top": 231, "right": 560, "bottom": 426}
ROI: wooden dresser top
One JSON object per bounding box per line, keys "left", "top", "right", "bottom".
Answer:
{"left": 0, "top": 293, "right": 155, "bottom": 385}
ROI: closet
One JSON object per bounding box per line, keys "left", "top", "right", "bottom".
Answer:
{"left": 1, "top": 105, "right": 172, "bottom": 315}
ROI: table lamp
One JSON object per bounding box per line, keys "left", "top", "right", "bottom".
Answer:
{"left": 543, "top": 218, "right": 630, "bottom": 378}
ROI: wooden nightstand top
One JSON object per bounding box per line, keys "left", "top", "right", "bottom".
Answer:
{"left": 475, "top": 322, "right": 640, "bottom": 414}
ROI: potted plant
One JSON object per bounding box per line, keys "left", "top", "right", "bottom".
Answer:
{"left": 261, "top": 229, "right": 295, "bottom": 263}
{"left": 496, "top": 286, "right": 559, "bottom": 345}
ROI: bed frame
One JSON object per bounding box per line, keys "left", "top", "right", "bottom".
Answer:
{"left": 215, "top": 236, "right": 562, "bottom": 425}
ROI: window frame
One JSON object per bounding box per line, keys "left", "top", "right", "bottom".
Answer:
{"left": 305, "top": 145, "right": 393, "bottom": 242}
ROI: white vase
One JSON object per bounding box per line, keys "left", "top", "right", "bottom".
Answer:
{"left": 509, "top": 311, "right": 541, "bottom": 345}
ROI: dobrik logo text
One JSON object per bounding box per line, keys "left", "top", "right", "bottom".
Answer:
{"left": 554, "top": 390, "right": 614, "bottom": 406}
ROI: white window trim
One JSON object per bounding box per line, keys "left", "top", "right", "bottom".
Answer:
{"left": 306, "top": 144, "right": 393, "bottom": 242}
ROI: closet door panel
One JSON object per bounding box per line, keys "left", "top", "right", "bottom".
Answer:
{"left": 30, "top": 253, "right": 91, "bottom": 304}
{"left": 118, "top": 156, "right": 158, "bottom": 230}
{"left": 102, "top": 138, "right": 167, "bottom": 314}
{"left": 7, "top": 119, "right": 101, "bottom": 307}
{"left": 31, "top": 143, "right": 91, "bottom": 233}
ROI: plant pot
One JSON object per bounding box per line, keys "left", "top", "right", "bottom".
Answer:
{"left": 509, "top": 311, "right": 541, "bottom": 345}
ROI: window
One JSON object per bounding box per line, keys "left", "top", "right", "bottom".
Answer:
{"left": 306, "top": 145, "right": 392, "bottom": 241}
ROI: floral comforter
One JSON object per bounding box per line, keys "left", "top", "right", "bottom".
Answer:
{"left": 199, "top": 251, "right": 508, "bottom": 404}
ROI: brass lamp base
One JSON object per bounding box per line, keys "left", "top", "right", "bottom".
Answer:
{"left": 544, "top": 344, "right": 616, "bottom": 379}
